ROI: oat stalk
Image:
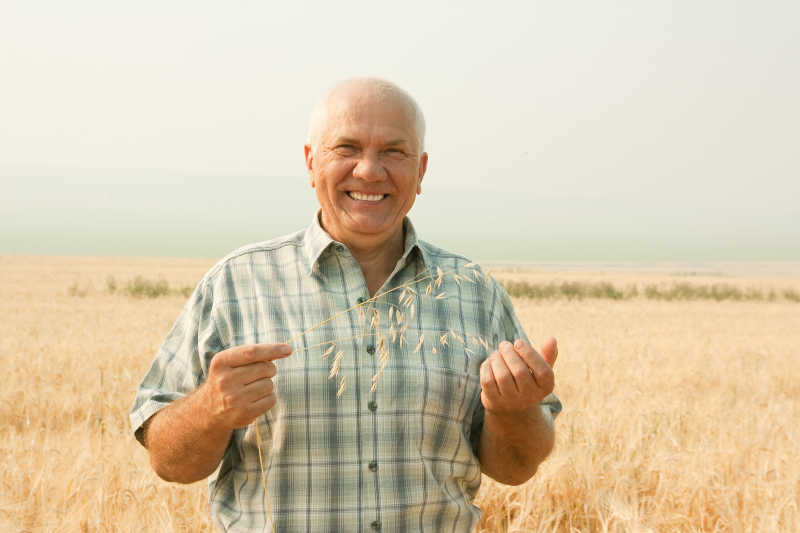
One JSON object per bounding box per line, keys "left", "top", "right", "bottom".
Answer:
{"left": 253, "top": 263, "right": 491, "bottom": 530}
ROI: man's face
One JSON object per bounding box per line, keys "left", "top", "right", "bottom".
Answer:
{"left": 304, "top": 93, "right": 428, "bottom": 250}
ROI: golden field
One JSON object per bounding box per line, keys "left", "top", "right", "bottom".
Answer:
{"left": 1, "top": 256, "right": 798, "bottom": 532}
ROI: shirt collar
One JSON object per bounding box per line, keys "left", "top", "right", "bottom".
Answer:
{"left": 303, "top": 210, "right": 429, "bottom": 275}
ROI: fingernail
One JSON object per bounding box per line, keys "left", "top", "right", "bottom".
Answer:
{"left": 280, "top": 344, "right": 292, "bottom": 354}
{"left": 500, "top": 341, "right": 512, "bottom": 350}
{"left": 514, "top": 339, "right": 524, "bottom": 349}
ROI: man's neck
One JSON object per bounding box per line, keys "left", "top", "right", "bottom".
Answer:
{"left": 346, "top": 227, "right": 405, "bottom": 297}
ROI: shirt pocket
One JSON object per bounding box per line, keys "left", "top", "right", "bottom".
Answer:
{"left": 417, "top": 367, "right": 482, "bottom": 460}
{"left": 421, "top": 367, "right": 480, "bottom": 422}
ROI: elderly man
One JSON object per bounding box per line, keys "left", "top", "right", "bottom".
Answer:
{"left": 131, "top": 78, "right": 561, "bottom": 532}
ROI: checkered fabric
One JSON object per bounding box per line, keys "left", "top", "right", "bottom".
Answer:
{"left": 131, "top": 213, "right": 561, "bottom": 532}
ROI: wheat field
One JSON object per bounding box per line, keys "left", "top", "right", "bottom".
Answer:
{"left": 1, "top": 256, "right": 798, "bottom": 532}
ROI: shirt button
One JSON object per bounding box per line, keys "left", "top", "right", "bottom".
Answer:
{"left": 370, "top": 520, "right": 381, "bottom": 531}
{"left": 366, "top": 345, "right": 375, "bottom": 355}
{"left": 368, "top": 460, "right": 378, "bottom": 472}
{"left": 368, "top": 400, "right": 377, "bottom": 412}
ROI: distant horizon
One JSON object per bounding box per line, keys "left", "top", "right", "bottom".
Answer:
{"left": 5, "top": 251, "right": 800, "bottom": 279}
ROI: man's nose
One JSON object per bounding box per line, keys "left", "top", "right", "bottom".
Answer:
{"left": 352, "top": 153, "right": 386, "bottom": 182}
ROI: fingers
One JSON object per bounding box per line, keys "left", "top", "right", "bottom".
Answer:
{"left": 480, "top": 341, "right": 538, "bottom": 412}
{"left": 230, "top": 390, "right": 278, "bottom": 429}
{"left": 480, "top": 358, "right": 500, "bottom": 398}
{"left": 216, "top": 343, "right": 293, "bottom": 369}
{"left": 247, "top": 394, "right": 278, "bottom": 420}
{"left": 206, "top": 343, "right": 289, "bottom": 429}
{"left": 496, "top": 341, "right": 536, "bottom": 395}
{"left": 241, "top": 376, "right": 275, "bottom": 402}
{"left": 228, "top": 361, "right": 277, "bottom": 385}
{"left": 539, "top": 337, "right": 558, "bottom": 368}
{"left": 513, "top": 339, "right": 555, "bottom": 395}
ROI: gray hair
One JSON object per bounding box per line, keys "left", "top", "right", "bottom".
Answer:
{"left": 306, "top": 77, "right": 426, "bottom": 154}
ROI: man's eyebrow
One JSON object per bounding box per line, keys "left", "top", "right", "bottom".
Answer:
{"left": 385, "top": 139, "right": 410, "bottom": 147}
{"left": 332, "top": 137, "right": 360, "bottom": 145}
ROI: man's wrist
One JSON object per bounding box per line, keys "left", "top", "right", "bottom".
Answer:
{"left": 485, "top": 401, "right": 541, "bottom": 423}
{"left": 193, "top": 382, "right": 236, "bottom": 436}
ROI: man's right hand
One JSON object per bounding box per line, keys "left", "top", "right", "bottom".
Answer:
{"left": 201, "top": 343, "right": 293, "bottom": 430}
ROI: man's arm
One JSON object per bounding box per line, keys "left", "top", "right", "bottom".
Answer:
{"left": 477, "top": 338, "right": 558, "bottom": 485}
{"left": 142, "top": 343, "right": 292, "bottom": 484}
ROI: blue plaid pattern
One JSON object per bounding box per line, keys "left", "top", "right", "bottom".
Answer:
{"left": 131, "top": 213, "right": 561, "bottom": 532}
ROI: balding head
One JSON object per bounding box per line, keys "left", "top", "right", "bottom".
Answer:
{"left": 307, "top": 78, "right": 426, "bottom": 154}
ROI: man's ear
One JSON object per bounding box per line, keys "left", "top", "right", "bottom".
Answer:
{"left": 416, "top": 152, "right": 428, "bottom": 194}
{"left": 304, "top": 144, "right": 315, "bottom": 187}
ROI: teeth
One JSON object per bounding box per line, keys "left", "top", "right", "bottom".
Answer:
{"left": 349, "top": 192, "right": 384, "bottom": 201}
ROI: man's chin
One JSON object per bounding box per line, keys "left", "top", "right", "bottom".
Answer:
{"left": 340, "top": 220, "right": 402, "bottom": 246}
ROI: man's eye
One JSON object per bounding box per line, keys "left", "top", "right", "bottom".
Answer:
{"left": 386, "top": 149, "right": 405, "bottom": 156}
{"left": 335, "top": 145, "right": 357, "bottom": 155}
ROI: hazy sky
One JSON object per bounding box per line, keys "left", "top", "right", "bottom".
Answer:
{"left": 2, "top": 1, "right": 798, "bottom": 262}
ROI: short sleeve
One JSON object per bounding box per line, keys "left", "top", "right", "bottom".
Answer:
{"left": 129, "top": 277, "right": 224, "bottom": 442}
{"left": 469, "top": 279, "right": 563, "bottom": 454}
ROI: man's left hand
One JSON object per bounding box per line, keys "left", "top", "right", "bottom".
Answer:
{"left": 480, "top": 338, "right": 558, "bottom": 414}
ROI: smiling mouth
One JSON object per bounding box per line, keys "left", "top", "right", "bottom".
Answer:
{"left": 347, "top": 191, "right": 386, "bottom": 202}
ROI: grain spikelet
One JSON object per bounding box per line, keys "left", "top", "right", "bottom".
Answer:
{"left": 425, "top": 282, "right": 432, "bottom": 297}
{"left": 449, "top": 329, "right": 464, "bottom": 345}
{"left": 370, "top": 359, "right": 388, "bottom": 392}
{"left": 435, "top": 292, "right": 446, "bottom": 300}
{"left": 414, "top": 333, "right": 424, "bottom": 353}
{"left": 336, "top": 376, "right": 346, "bottom": 398}
{"left": 440, "top": 333, "right": 448, "bottom": 346}
{"left": 377, "top": 333, "right": 387, "bottom": 354}
{"left": 321, "top": 343, "right": 336, "bottom": 359}
{"left": 328, "top": 350, "right": 344, "bottom": 379}
{"left": 432, "top": 346, "right": 438, "bottom": 355}
{"left": 478, "top": 336, "right": 490, "bottom": 350}
{"left": 436, "top": 266, "right": 443, "bottom": 289}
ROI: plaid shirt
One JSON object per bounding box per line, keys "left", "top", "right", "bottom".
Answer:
{"left": 131, "top": 214, "right": 561, "bottom": 532}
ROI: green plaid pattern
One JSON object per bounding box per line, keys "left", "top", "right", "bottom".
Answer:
{"left": 131, "top": 214, "right": 561, "bottom": 532}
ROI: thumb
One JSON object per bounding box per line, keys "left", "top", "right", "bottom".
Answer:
{"left": 540, "top": 337, "right": 558, "bottom": 368}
